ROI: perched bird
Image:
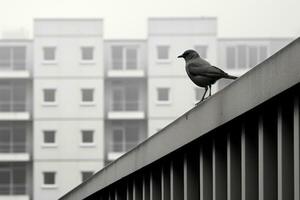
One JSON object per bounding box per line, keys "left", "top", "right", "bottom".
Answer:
{"left": 178, "top": 49, "right": 237, "bottom": 104}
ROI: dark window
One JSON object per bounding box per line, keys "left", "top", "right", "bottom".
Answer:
{"left": 43, "top": 47, "right": 56, "bottom": 61}
{"left": 157, "top": 88, "right": 170, "bottom": 102}
{"left": 43, "top": 172, "right": 56, "bottom": 185}
{"left": 81, "top": 130, "right": 94, "bottom": 144}
{"left": 81, "top": 89, "right": 94, "bottom": 102}
{"left": 43, "top": 131, "right": 56, "bottom": 144}
{"left": 81, "top": 47, "right": 94, "bottom": 61}
{"left": 157, "top": 46, "right": 169, "bottom": 60}
{"left": 43, "top": 89, "right": 56, "bottom": 103}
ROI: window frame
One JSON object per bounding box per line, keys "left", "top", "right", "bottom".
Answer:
{"left": 42, "top": 47, "right": 57, "bottom": 64}
{"left": 42, "top": 88, "right": 57, "bottom": 106}
{"left": 156, "top": 45, "right": 170, "bottom": 62}
{"left": 225, "top": 45, "right": 269, "bottom": 69}
{"left": 80, "top": 88, "right": 95, "bottom": 106}
{"left": 80, "top": 130, "right": 95, "bottom": 147}
{"left": 156, "top": 87, "right": 171, "bottom": 105}
{"left": 42, "top": 130, "right": 57, "bottom": 147}
{"left": 42, "top": 171, "right": 57, "bottom": 188}
{"left": 80, "top": 46, "right": 95, "bottom": 64}
{"left": 111, "top": 46, "right": 139, "bottom": 70}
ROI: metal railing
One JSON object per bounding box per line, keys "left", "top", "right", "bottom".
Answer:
{"left": 61, "top": 38, "right": 300, "bottom": 200}
{"left": 0, "top": 142, "right": 27, "bottom": 153}
{"left": 0, "top": 101, "right": 27, "bottom": 112}
{"left": 0, "top": 184, "right": 26, "bottom": 195}
{"left": 111, "top": 101, "right": 141, "bottom": 112}
{"left": 0, "top": 60, "right": 27, "bottom": 71}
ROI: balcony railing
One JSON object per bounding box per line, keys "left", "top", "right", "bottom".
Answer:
{"left": 0, "top": 184, "right": 26, "bottom": 195}
{"left": 61, "top": 38, "right": 300, "bottom": 200}
{"left": 0, "top": 142, "right": 26, "bottom": 153}
{"left": 110, "top": 101, "right": 141, "bottom": 112}
{"left": 0, "top": 102, "right": 27, "bottom": 112}
{"left": 109, "top": 142, "right": 138, "bottom": 153}
{"left": 0, "top": 60, "right": 27, "bottom": 71}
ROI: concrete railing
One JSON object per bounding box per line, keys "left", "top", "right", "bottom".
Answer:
{"left": 60, "top": 37, "right": 300, "bottom": 200}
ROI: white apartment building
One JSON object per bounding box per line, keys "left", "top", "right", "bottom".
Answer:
{"left": 33, "top": 19, "right": 104, "bottom": 200}
{"left": 0, "top": 17, "right": 293, "bottom": 200}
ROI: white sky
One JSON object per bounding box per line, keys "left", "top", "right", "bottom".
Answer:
{"left": 0, "top": 0, "right": 299, "bottom": 39}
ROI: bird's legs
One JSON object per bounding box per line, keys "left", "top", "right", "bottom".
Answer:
{"left": 200, "top": 86, "right": 208, "bottom": 101}
{"left": 209, "top": 85, "right": 212, "bottom": 96}
{"left": 195, "top": 86, "right": 209, "bottom": 105}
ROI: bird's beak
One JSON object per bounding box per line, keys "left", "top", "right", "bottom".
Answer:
{"left": 177, "top": 54, "right": 183, "bottom": 58}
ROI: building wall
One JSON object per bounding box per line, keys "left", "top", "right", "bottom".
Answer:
{"left": 33, "top": 19, "right": 104, "bottom": 200}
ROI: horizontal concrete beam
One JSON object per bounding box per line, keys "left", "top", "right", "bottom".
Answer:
{"left": 60, "top": 37, "right": 300, "bottom": 200}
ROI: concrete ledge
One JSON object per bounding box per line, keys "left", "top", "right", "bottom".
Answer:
{"left": 0, "top": 153, "right": 30, "bottom": 162}
{"left": 60, "top": 37, "right": 300, "bottom": 200}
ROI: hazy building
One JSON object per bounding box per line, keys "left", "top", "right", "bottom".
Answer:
{"left": 0, "top": 39, "right": 33, "bottom": 199}
{"left": 33, "top": 19, "right": 105, "bottom": 200}
{"left": 0, "top": 17, "right": 293, "bottom": 200}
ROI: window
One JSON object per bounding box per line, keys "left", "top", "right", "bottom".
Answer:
{"left": 194, "top": 45, "right": 208, "bottom": 58}
{"left": 43, "top": 172, "right": 56, "bottom": 186}
{"left": 0, "top": 164, "right": 26, "bottom": 195}
{"left": 157, "top": 46, "right": 170, "bottom": 60}
{"left": 111, "top": 46, "right": 138, "bottom": 70}
{"left": 111, "top": 125, "right": 139, "bottom": 152}
{"left": 43, "top": 47, "right": 56, "bottom": 61}
{"left": 0, "top": 46, "right": 26, "bottom": 70}
{"left": 81, "top": 89, "right": 94, "bottom": 103}
{"left": 43, "top": 130, "right": 56, "bottom": 145}
{"left": 226, "top": 45, "right": 268, "bottom": 69}
{"left": 81, "top": 171, "right": 94, "bottom": 182}
{"left": 43, "top": 89, "right": 56, "bottom": 103}
{"left": 81, "top": 130, "right": 94, "bottom": 145}
{"left": 81, "top": 47, "right": 94, "bottom": 61}
{"left": 157, "top": 88, "right": 170, "bottom": 103}
{"left": 111, "top": 85, "right": 139, "bottom": 111}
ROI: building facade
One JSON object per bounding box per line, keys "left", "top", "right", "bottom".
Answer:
{"left": 0, "top": 18, "right": 293, "bottom": 200}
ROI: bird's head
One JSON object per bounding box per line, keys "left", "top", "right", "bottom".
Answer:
{"left": 177, "top": 49, "right": 200, "bottom": 61}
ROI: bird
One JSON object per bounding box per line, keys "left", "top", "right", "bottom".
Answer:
{"left": 178, "top": 49, "right": 238, "bottom": 104}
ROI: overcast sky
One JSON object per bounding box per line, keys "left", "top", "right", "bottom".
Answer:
{"left": 0, "top": 0, "right": 299, "bottom": 39}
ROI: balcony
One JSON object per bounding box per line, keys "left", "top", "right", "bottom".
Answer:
{"left": 61, "top": 38, "right": 300, "bottom": 200}
{"left": 0, "top": 102, "right": 30, "bottom": 121}
{"left": 107, "top": 101, "right": 145, "bottom": 120}
{"left": 0, "top": 163, "right": 29, "bottom": 200}
{"left": 0, "top": 61, "right": 30, "bottom": 79}
{"left": 107, "top": 60, "right": 145, "bottom": 78}
{"left": 0, "top": 142, "right": 29, "bottom": 162}
{"left": 107, "top": 142, "right": 137, "bottom": 161}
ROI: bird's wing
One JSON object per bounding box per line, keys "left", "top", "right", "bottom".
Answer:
{"left": 188, "top": 63, "right": 227, "bottom": 78}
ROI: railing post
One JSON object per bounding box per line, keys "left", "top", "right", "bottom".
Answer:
{"left": 294, "top": 95, "right": 300, "bottom": 200}
{"left": 184, "top": 150, "right": 199, "bottom": 200}
{"left": 213, "top": 135, "right": 227, "bottom": 200}
{"left": 200, "top": 140, "right": 212, "bottom": 200}
{"left": 170, "top": 157, "right": 183, "bottom": 200}
{"left": 278, "top": 102, "right": 294, "bottom": 200}
{"left": 161, "top": 163, "right": 170, "bottom": 200}
{"left": 227, "top": 129, "right": 241, "bottom": 200}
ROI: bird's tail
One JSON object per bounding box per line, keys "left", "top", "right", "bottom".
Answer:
{"left": 225, "top": 74, "right": 238, "bottom": 79}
